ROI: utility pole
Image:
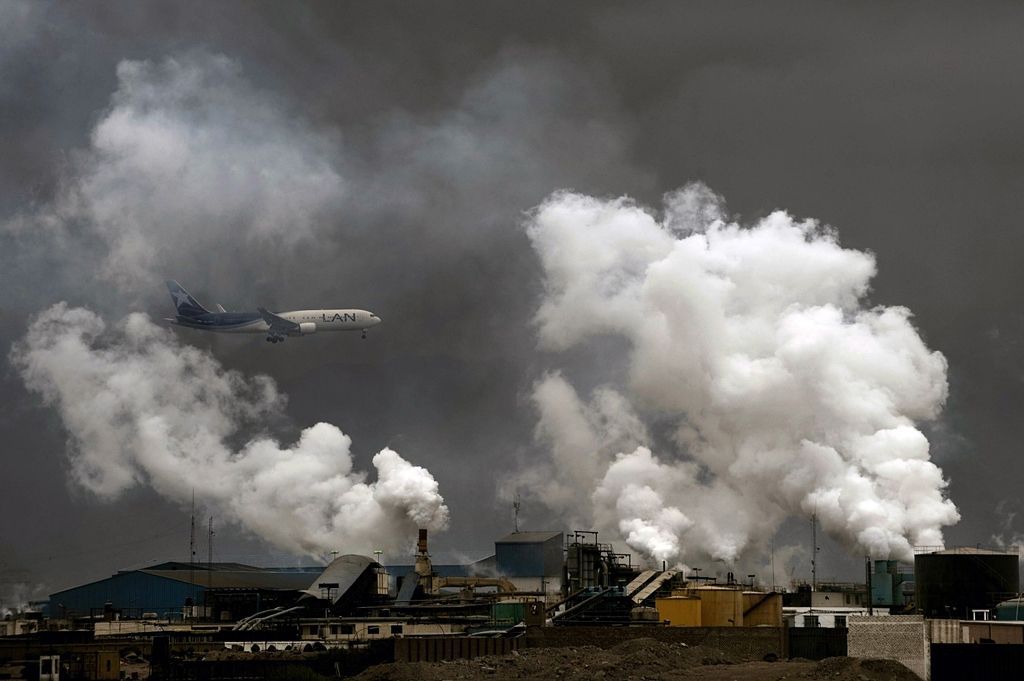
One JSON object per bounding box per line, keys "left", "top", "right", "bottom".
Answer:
{"left": 513, "top": 493, "right": 522, "bottom": 533}
{"left": 866, "top": 555, "right": 874, "bottom": 616}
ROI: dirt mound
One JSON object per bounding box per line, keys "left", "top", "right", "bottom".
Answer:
{"left": 608, "top": 637, "right": 736, "bottom": 669}
{"left": 354, "top": 649, "right": 926, "bottom": 681}
{"left": 809, "top": 656, "right": 920, "bottom": 681}
{"left": 354, "top": 640, "right": 740, "bottom": 681}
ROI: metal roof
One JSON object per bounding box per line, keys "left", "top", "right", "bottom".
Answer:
{"left": 926, "top": 547, "right": 1018, "bottom": 556}
{"left": 138, "top": 561, "right": 269, "bottom": 572}
{"left": 140, "top": 569, "right": 318, "bottom": 591}
{"left": 300, "top": 554, "right": 375, "bottom": 603}
{"left": 495, "top": 531, "right": 562, "bottom": 544}
{"left": 48, "top": 563, "right": 323, "bottom": 600}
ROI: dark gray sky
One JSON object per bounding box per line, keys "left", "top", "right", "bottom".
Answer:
{"left": 2, "top": 1, "right": 1023, "bottom": 598}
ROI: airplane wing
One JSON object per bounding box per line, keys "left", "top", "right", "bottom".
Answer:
{"left": 257, "top": 307, "right": 299, "bottom": 334}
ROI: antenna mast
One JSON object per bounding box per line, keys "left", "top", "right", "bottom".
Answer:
{"left": 810, "top": 512, "right": 818, "bottom": 591}
{"left": 205, "top": 516, "right": 214, "bottom": 620}
{"left": 189, "top": 491, "right": 197, "bottom": 615}
{"left": 207, "top": 517, "right": 214, "bottom": 584}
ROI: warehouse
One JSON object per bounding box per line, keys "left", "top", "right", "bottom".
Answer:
{"left": 49, "top": 561, "right": 323, "bottom": 619}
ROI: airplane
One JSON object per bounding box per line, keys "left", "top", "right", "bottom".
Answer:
{"left": 164, "top": 280, "right": 381, "bottom": 343}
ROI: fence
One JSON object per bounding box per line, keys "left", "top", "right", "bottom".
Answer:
{"left": 787, "top": 628, "right": 847, "bottom": 660}
{"left": 393, "top": 637, "right": 520, "bottom": 663}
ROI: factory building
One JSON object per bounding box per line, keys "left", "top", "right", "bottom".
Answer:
{"left": 494, "top": 531, "right": 563, "bottom": 598}
{"left": 868, "top": 559, "right": 914, "bottom": 609}
{"left": 914, "top": 547, "right": 1020, "bottom": 619}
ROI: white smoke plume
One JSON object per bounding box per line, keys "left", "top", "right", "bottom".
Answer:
{"left": 0, "top": 580, "right": 43, "bottom": 619}
{"left": 10, "top": 303, "right": 449, "bottom": 557}
{"left": 524, "top": 183, "right": 959, "bottom": 565}
{"left": 8, "top": 51, "right": 346, "bottom": 291}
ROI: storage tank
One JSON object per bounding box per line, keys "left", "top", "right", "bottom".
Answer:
{"left": 654, "top": 596, "right": 701, "bottom": 626}
{"left": 914, "top": 547, "right": 1019, "bottom": 619}
{"left": 742, "top": 591, "right": 783, "bottom": 626}
{"left": 690, "top": 586, "right": 743, "bottom": 626}
{"left": 993, "top": 597, "right": 1024, "bottom": 621}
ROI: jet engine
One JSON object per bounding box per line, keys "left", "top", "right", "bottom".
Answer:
{"left": 298, "top": 322, "right": 317, "bottom": 335}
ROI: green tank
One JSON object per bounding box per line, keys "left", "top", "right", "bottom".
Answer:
{"left": 993, "top": 597, "right": 1024, "bottom": 621}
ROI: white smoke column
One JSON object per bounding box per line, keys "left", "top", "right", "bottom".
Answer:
{"left": 525, "top": 183, "right": 959, "bottom": 564}
{"left": 501, "top": 372, "right": 649, "bottom": 527}
{"left": 11, "top": 304, "right": 449, "bottom": 557}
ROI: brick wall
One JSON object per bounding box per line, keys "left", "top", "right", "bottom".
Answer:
{"left": 848, "top": 615, "right": 927, "bottom": 679}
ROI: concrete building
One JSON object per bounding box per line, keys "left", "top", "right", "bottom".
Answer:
{"left": 784, "top": 606, "right": 880, "bottom": 628}
{"left": 783, "top": 585, "right": 868, "bottom": 609}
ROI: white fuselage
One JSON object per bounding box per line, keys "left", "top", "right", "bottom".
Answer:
{"left": 171, "top": 309, "right": 381, "bottom": 336}
{"left": 217, "top": 309, "right": 380, "bottom": 334}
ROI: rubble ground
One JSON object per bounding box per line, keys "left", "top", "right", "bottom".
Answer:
{"left": 353, "top": 638, "right": 920, "bottom": 681}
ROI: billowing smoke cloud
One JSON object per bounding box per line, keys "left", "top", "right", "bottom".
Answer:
{"left": 10, "top": 303, "right": 448, "bottom": 557}
{"left": 7, "top": 50, "right": 346, "bottom": 292}
{"left": 523, "top": 183, "right": 959, "bottom": 564}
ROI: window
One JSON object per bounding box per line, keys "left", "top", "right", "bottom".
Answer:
{"left": 390, "top": 625, "right": 403, "bottom": 635}
{"left": 834, "top": 616, "right": 847, "bottom": 628}
{"left": 367, "top": 625, "right": 380, "bottom": 635}
{"left": 804, "top": 615, "right": 819, "bottom": 628}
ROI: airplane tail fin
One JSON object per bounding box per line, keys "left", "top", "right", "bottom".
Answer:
{"left": 165, "top": 280, "right": 211, "bottom": 318}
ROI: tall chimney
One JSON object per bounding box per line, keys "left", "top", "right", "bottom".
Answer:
{"left": 418, "top": 529, "right": 429, "bottom": 555}
{"left": 415, "top": 529, "right": 433, "bottom": 583}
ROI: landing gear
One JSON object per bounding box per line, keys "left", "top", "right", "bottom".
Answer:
{"left": 266, "top": 335, "right": 285, "bottom": 344}
{"left": 361, "top": 330, "right": 367, "bottom": 339}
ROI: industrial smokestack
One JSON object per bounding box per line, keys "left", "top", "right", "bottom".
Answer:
{"left": 414, "top": 528, "right": 433, "bottom": 588}
{"left": 418, "top": 529, "right": 429, "bottom": 555}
